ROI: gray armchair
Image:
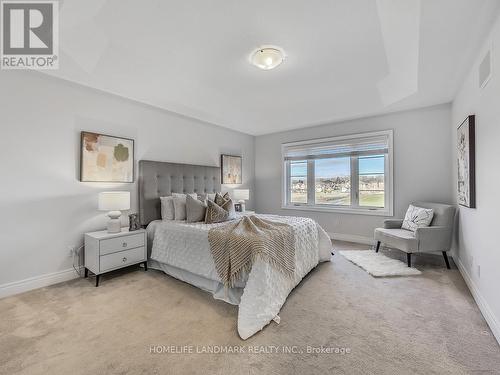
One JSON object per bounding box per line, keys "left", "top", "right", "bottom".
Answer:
{"left": 374, "top": 202, "right": 457, "bottom": 268}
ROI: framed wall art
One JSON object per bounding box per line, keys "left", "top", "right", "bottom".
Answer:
{"left": 457, "top": 115, "right": 475, "bottom": 208}
{"left": 80, "top": 131, "right": 134, "bottom": 183}
{"left": 221, "top": 154, "right": 242, "bottom": 184}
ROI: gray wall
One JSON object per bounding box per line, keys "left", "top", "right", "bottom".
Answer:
{"left": 0, "top": 71, "right": 254, "bottom": 288}
{"left": 255, "top": 104, "right": 453, "bottom": 240}
{"left": 451, "top": 12, "right": 500, "bottom": 342}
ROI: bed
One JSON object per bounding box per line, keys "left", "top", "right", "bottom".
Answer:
{"left": 139, "top": 160, "right": 332, "bottom": 339}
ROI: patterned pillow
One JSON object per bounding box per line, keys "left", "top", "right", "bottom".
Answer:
{"left": 402, "top": 205, "right": 434, "bottom": 232}
{"left": 205, "top": 200, "right": 229, "bottom": 224}
{"left": 213, "top": 192, "right": 236, "bottom": 219}
{"left": 214, "top": 192, "right": 226, "bottom": 206}
{"left": 221, "top": 198, "right": 236, "bottom": 220}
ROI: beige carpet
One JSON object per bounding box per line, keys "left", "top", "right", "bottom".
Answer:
{"left": 1, "top": 241, "right": 499, "bottom": 375}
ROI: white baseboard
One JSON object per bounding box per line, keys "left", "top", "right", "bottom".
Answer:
{"left": 0, "top": 268, "right": 81, "bottom": 299}
{"left": 328, "top": 232, "right": 375, "bottom": 246}
{"left": 456, "top": 257, "right": 500, "bottom": 345}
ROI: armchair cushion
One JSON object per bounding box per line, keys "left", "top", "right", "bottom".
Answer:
{"left": 374, "top": 228, "right": 417, "bottom": 253}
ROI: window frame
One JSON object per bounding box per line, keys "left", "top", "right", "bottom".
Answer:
{"left": 281, "top": 130, "right": 394, "bottom": 216}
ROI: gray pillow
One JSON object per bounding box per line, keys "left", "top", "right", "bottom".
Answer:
{"left": 172, "top": 192, "right": 197, "bottom": 199}
{"left": 205, "top": 200, "right": 229, "bottom": 224}
{"left": 186, "top": 194, "right": 207, "bottom": 222}
{"left": 172, "top": 193, "right": 198, "bottom": 220}
{"left": 160, "top": 196, "right": 175, "bottom": 220}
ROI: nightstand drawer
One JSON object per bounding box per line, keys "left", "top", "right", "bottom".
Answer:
{"left": 100, "top": 247, "right": 145, "bottom": 272}
{"left": 100, "top": 233, "right": 145, "bottom": 255}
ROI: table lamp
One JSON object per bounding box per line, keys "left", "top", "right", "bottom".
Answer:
{"left": 98, "top": 191, "right": 130, "bottom": 233}
{"left": 233, "top": 189, "right": 249, "bottom": 212}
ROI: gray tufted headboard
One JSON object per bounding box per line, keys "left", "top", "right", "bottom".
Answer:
{"left": 138, "top": 160, "right": 221, "bottom": 226}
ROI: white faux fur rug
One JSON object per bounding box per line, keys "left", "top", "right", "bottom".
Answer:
{"left": 339, "top": 250, "right": 422, "bottom": 277}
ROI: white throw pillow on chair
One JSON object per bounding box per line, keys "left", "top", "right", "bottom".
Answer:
{"left": 402, "top": 204, "right": 434, "bottom": 232}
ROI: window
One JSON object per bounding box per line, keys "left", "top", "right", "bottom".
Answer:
{"left": 282, "top": 130, "right": 393, "bottom": 216}
{"left": 290, "top": 160, "right": 308, "bottom": 203}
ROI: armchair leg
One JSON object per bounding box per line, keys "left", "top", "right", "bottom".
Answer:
{"left": 375, "top": 241, "right": 381, "bottom": 253}
{"left": 407, "top": 253, "right": 412, "bottom": 268}
{"left": 442, "top": 251, "right": 451, "bottom": 269}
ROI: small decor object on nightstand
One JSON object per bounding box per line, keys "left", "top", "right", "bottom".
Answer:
{"left": 233, "top": 189, "right": 249, "bottom": 212}
{"left": 84, "top": 228, "right": 147, "bottom": 287}
{"left": 234, "top": 203, "right": 242, "bottom": 212}
{"left": 129, "top": 213, "right": 141, "bottom": 231}
{"left": 98, "top": 191, "right": 130, "bottom": 233}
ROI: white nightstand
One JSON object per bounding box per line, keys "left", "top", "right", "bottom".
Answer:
{"left": 84, "top": 228, "right": 147, "bottom": 287}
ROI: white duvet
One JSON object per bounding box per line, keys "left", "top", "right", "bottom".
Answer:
{"left": 150, "top": 214, "right": 332, "bottom": 339}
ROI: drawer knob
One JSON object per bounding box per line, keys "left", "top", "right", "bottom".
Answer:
{"left": 122, "top": 257, "right": 127, "bottom": 262}
{"left": 122, "top": 242, "right": 127, "bottom": 247}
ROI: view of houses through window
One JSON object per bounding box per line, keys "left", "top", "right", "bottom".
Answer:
{"left": 290, "top": 156, "right": 384, "bottom": 208}
{"left": 284, "top": 131, "right": 391, "bottom": 212}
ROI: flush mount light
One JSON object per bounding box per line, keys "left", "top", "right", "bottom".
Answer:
{"left": 250, "top": 46, "right": 285, "bottom": 70}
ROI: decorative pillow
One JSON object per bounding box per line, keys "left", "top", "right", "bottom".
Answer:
{"left": 205, "top": 200, "right": 229, "bottom": 224}
{"left": 220, "top": 198, "right": 236, "bottom": 220}
{"left": 402, "top": 205, "right": 434, "bottom": 232}
{"left": 186, "top": 194, "right": 207, "bottom": 223}
{"left": 170, "top": 193, "right": 195, "bottom": 220}
{"left": 160, "top": 196, "right": 175, "bottom": 220}
{"left": 172, "top": 192, "right": 197, "bottom": 199}
{"left": 214, "top": 192, "right": 225, "bottom": 206}
{"left": 213, "top": 192, "right": 236, "bottom": 219}
{"left": 206, "top": 193, "right": 216, "bottom": 201}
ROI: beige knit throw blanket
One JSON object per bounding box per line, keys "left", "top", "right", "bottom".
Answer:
{"left": 208, "top": 216, "right": 295, "bottom": 288}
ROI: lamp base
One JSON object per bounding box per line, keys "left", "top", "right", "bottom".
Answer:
{"left": 107, "top": 211, "right": 122, "bottom": 233}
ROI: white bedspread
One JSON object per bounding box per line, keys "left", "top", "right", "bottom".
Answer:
{"left": 149, "top": 214, "right": 332, "bottom": 339}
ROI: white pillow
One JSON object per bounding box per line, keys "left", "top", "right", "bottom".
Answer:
{"left": 402, "top": 205, "right": 434, "bottom": 232}
{"left": 172, "top": 193, "right": 197, "bottom": 220}
{"left": 160, "top": 196, "right": 175, "bottom": 220}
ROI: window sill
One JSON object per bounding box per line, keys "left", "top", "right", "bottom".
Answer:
{"left": 281, "top": 205, "right": 393, "bottom": 217}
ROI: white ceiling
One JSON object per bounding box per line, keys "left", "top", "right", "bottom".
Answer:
{"left": 47, "top": 0, "right": 500, "bottom": 135}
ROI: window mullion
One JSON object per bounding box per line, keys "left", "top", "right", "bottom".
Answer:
{"left": 285, "top": 160, "right": 291, "bottom": 205}
{"left": 351, "top": 156, "right": 359, "bottom": 207}
{"left": 307, "top": 159, "right": 315, "bottom": 205}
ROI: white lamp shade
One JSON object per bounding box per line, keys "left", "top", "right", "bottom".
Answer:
{"left": 98, "top": 191, "right": 130, "bottom": 211}
{"left": 233, "top": 189, "right": 250, "bottom": 201}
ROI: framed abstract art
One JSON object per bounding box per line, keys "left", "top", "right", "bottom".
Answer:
{"left": 221, "top": 154, "right": 242, "bottom": 184}
{"left": 457, "top": 115, "right": 475, "bottom": 208}
{"left": 80, "top": 131, "right": 134, "bottom": 183}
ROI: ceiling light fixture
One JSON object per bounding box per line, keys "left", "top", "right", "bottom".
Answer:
{"left": 250, "top": 46, "right": 285, "bottom": 70}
